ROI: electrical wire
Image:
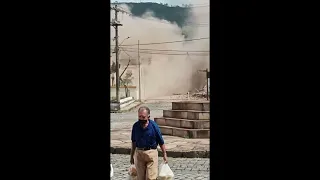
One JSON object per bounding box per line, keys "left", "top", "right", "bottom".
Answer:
{"left": 111, "top": 37, "right": 209, "bottom": 47}
{"left": 111, "top": 45, "right": 209, "bottom": 52}
{"left": 122, "top": 49, "right": 209, "bottom": 56}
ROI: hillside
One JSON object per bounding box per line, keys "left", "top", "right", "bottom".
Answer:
{"left": 111, "top": 2, "right": 190, "bottom": 27}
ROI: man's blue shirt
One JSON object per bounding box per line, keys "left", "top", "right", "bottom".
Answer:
{"left": 131, "top": 120, "right": 164, "bottom": 148}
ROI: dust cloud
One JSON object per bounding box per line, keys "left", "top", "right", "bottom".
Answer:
{"left": 110, "top": 0, "right": 209, "bottom": 99}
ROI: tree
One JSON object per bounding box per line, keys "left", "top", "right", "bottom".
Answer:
{"left": 110, "top": 61, "right": 121, "bottom": 74}
{"left": 120, "top": 70, "right": 134, "bottom": 86}
{"left": 120, "top": 70, "right": 134, "bottom": 97}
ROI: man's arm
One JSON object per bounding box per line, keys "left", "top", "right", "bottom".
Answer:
{"left": 130, "top": 142, "right": 136, "bottom": 164}
{"left": 154, "top": 122, "right": 168, "bottom": 162}
{"left": 130, "top": 125, "right": 136, "bottom": 164}
{"left": 160, "top": 144, "right": 167, "bottom": 155}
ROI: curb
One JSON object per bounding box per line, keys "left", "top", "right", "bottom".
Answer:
{"left": 110, "top": 147, "right": 210, "bottom": 158}
{"left": 111, "top": 101, "right": 143, "bottom": 113}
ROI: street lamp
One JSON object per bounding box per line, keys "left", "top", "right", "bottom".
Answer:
{"left": 113, "top": 36, "right": 130, "bottom": 53}
{"left": 120, "top": 36, "right": 130, "bottom": 46}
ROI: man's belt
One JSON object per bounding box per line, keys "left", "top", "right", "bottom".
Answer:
{"left": 136, "top": 147, "right": 157, "bottom": 151}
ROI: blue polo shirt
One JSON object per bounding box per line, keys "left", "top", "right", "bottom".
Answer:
{"left": 131, "top": 120, "right": 164, "bottom": 148}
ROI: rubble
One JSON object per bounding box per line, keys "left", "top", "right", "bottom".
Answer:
{"left": 191, "top": 85, "right": 209, "bottom": 99}
{"left": 143, "top": 85, "right": 209, "bottom": 102}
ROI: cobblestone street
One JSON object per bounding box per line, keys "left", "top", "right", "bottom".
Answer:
{"left": 111, "top": 154, "right": 210, "bottom": 180}
{"left": 111, "top": 101, "right": 210, "bottom": 179}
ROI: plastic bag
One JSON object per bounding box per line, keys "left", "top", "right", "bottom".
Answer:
{"left": 158, "top": 162, "right": 174, "bottom": 180}
{"left": 126, "top": 164, "right": 137, "bottom": 180}
{"left": 110, "top": 164, "right": 114, "bottom": 177}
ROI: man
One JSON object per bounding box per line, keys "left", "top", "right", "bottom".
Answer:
{"left": 130, "top": 106, "right": 168, "bottom": 180}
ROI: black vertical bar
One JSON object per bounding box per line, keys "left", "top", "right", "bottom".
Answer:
{"left": 207, "top": 69, "right": 209, "bottom": 100}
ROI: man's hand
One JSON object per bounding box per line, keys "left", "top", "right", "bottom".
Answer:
{"left": 130, "top": 142, "right": 136, "bottom": 165}
{"left": 163, "top": 153, "right": 168, "bottom": 163}
{"left": 160, "top": 144, "right": 168, "bottom": 163}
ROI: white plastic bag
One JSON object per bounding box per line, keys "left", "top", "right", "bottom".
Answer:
{"left": 126, "top": 164, "right": 138, "bottom": 180}
{"left": 158, "top": 162, "right": 174, "bottom": 180}
{"left": 110, "top": 164, "right": 114, "bottom": 177}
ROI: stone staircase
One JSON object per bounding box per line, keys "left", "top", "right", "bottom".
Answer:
{"left": 154, "top": 101, "right": 210, "bottom": 138}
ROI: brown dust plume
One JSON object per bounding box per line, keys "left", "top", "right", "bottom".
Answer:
{"left": 110, "top": 1, "right": 209, "bottom": 99}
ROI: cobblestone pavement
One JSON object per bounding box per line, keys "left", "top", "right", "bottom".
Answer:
{"left": 111, "top": 154, "right": 210, "bottom": 180}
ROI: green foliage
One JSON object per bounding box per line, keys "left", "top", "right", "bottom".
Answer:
{"left": 112, "top": 2, "right": 190, "bottom": 28}
{"left": 120, "top": 70, "right": 134, "bottom": 86}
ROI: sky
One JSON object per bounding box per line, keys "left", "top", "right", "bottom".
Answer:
{"left": 110, "top": 0, "right": 195, "bottom": 6}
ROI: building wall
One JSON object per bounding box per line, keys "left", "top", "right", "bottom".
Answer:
{"left": 110, "top": 86, "right": 138, "bottom": 100}
{"left": 110, "top": 64, "right": 141, "bottom": 99}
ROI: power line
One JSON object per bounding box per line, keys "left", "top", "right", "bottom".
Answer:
{"left": 119, "top": 47, "right": 133, "bottom": 58}
{"left": 112, "top": 37, "right": 209, "bottom": 47}
{"left": 122, "top": 49, "right": 209, "bottom": 56}
{"left": 111, "top": 46, "right": 210, "bottom": 52}
{"left": 136, "top": 49, "right": 209, "bottom": 53}
{"left": 112, "top": 48, "right": 209, "bottom": 55}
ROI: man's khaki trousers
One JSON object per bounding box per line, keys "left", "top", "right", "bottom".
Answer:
{"left": 135, "top": 149, "right": 158, "bottom": 180}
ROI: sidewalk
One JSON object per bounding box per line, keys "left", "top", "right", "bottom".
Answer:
{"left": 111, "top": 129, "right": 210, "bottom": 158}
{"left": 110, "top": 100, "right": 210, "bottom": 158}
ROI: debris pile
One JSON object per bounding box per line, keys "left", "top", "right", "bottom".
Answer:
{"left": 146, "top": 84, "right": 209, "bottom": 101}
{"left": 191, "top": 85, "right": 208, "bottom": 99}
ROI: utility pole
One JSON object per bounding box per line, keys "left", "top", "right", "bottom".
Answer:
{"left": 138, "top": 40, "right": 141, "bottom": 101}
{"left": 110, "top": 5, "right": 123, "bottom": 103}
{"left": 115, "top": 8, "right": 120, "bottom": 103}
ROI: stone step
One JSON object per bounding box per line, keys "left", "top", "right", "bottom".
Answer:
{"left": 172, "top": 101, "right": 210, "bottom": 111}
{"left": 120, "top": 99, "right": 135, "bottom": 109}
{"left": 159, "top": 126, "right": 210, "bottom": 138}
{"left": 163, "top": 110, "right": 210, "bottom": 120}
{"left": 154, "top": 117, "right": 210, "bottom": 129}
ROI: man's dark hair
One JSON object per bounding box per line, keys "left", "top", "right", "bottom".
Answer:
{"left": 138, "top": 106, "right": 150, "bottom": 115}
